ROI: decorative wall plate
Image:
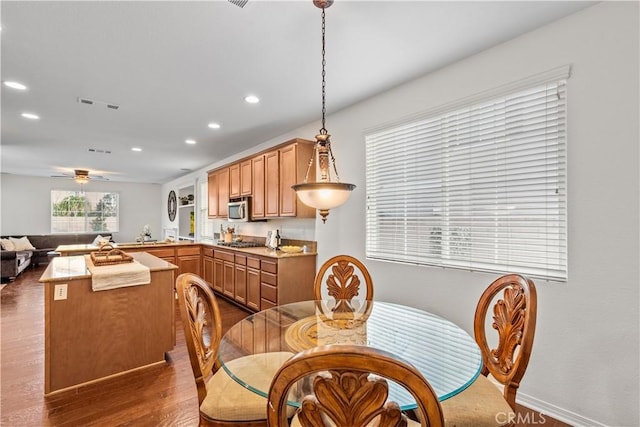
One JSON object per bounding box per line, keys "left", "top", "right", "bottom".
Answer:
{"left": 167, "top": 190, "right": 177, "bottom": 222}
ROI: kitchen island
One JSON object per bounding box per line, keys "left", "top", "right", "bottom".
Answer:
{"left": 39, "top": 252, "right": 178, "bottom": 395}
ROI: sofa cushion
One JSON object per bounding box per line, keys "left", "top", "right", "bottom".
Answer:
{"left": 10, "top": 236, "right": 36, "bottom": 251}
{"left": 1, "top": 238, "right": 16, "bottom": 251}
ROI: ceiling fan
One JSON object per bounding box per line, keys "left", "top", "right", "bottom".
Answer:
{"left": 51, "top": 169, "right": 109, "bottom": 184}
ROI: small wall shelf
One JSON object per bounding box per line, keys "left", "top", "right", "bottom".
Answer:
{"left": 178, "top": 185, "right": 196, "bottom": 241}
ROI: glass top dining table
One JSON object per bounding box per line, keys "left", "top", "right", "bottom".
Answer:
{"left": 217, "top": 299, "right": 482, "bottom": 410}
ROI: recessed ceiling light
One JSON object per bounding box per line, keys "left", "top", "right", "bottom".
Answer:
{"left": 4, "top": 81, "right": 27, "bottom": 90}
{"left": 185, "top": 139, "right": 197, "bottom": 145}
{"left": 208, "top": 123, "right": 221, "bottom": 129}
{"left": 244, "top": 95, "right": 260, "bottom": 104}
{"left": 131, "top": 147, "right": 142, "bottom": 152}
{"left": 21, "top": 112, "right": 39, "bottom": 120}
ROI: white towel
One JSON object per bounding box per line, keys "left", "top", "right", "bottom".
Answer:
{"left": 86, "top": 256, "right": 151, "bottom": 292}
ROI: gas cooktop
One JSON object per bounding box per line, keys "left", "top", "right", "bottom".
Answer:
{"left": 216, "top": 241, "right": 264, "bottom": 248}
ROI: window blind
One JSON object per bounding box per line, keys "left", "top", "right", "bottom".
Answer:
{"left": 365, "top": 77, "right": 567, "bottom": 281}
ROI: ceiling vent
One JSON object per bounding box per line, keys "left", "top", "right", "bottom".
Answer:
{"left": 88, "top": 148, "right": 112, "bottom": 154}
{"left": 77, "top": 97, "right": 120, "bottom": 110}
{"left": 228, "top": 0, "right": 248, "bottom": 8}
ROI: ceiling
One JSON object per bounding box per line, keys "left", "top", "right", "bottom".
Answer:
{"left": 1, "top": 1, "right": 594, "bottom": 184}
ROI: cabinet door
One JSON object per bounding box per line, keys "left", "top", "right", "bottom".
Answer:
{"left": 252, "top": 155, "right": 265, "bottom": 219}
{"left": 213, "top": 258, "right": 224, "bottom": 292}
{"left": 208, "top": 171, "right": 218, "bottom": 218}
{"left": 265, "top": 150, "right": 279, "bottom": 217}
{"left": 203, "top": 256, "right": 214, "bottom": 287}
{"left": 240, "top": 159, "right": 253, "bottom": 196}
{"left": 234, "top": 264, "right": 247, "bottom": 305}
{"left": 246, "top": 267, "right": 261, "bottom": 311}
{"left": 229, "top": 163, "right": 241, "bottom": 199}
{"left": 222, "top": 261, "right": 235, "bottom": 298}
{"left": 218, "top": 168, "right": 230, "bottom": 217}
{"left": 177, "top": 255, "right": 201, "bottom": 276}
{"left": 279, "top": 143, "right": 298, "bottom": 216}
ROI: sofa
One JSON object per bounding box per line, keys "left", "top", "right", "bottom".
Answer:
{"left": 0, "top": 233, "right": 115, "bottom": 280}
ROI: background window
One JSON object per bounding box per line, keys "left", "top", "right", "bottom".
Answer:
{"left": 51, "top": 190, "right": 119, "bottom": 233}
{"left": 365, "top": 73, "right": 568, "bottom": 281}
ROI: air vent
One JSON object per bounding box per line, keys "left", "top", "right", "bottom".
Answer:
{"left": 88, "top": 148, "right": 112, "bottom": 154}
{"left": 228, "top": 0, "right": 248, "bottom": 8}
{"left": 77, "top": 97, "right": 120, "bottom": 110}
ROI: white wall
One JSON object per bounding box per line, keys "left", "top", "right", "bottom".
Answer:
{"left": 166, "top": 3, "right": 638, "bottom": 425}
{"left": 0, "top": 174, "right": 162, "bottom": 242}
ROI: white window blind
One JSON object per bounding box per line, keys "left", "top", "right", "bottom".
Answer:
{"left": 365, "top": 75, "right": 567, "bottom": 281}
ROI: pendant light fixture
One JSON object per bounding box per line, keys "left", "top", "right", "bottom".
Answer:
{"left": 292, "top": 0, "right": 355, "bottom": 223}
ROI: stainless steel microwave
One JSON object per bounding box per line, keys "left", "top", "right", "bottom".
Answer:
{"left": 228, "top": 200, "right": 249, "bottom": 222}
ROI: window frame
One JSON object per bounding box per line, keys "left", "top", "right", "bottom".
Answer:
{"left": 50, "top": 189, "right": 120, "bottom": 234}
{"left": 364, "top": 66, "right": 569, "bottom": 282}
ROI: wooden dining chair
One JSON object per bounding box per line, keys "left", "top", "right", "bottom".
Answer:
{"left": 267, "top": 345, "right": 444, "bottom": 427}
{"left": 314, "top": 255, "right": 374, "bottom": 313}
{"left": 176, "top": 273, "right": 294, "bottom": 426}
{"left": 440, "top": 274, "right": 537, "bottom": 426}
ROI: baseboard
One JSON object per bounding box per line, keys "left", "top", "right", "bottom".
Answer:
{"left": 518, "top": 392, "right": 606, "bottom": 427}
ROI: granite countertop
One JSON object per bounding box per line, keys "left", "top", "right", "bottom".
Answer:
{"left": 39, "top": 252, "right": 177, "bottom": 282}
{"left": 202, "top": 242, "right": 317, "bottom": 259}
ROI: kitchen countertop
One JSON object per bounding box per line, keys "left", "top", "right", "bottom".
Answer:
{"left": 55, "top": 241, "right": 316, "bottom": 259}
{"left": 202, "top": 242, "right": 317, "bottom": 259}
{"left": 39, "top": 252, "right": 178, "bottom": 282}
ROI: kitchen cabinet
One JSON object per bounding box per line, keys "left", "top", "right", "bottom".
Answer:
{"left": 252, "top": 154, "right": 265, "bottom": 219}
{"left": 263, "top": 139, "right": 315, "bottom": 218}
{"left": 207, "top": 168, "right": 230, "bottom": 218}
{"left": 209, "top": 246, "right": 316, "bottom": 312}
{"left": 214, "top": 249, "right": 235, "bottom": 299}
{"left": 240, "top": 159, "right": 253, "bottom": 196}
{"left": 246, "top": 256, "right": 261, "bottom": 311}
{"left": 265, "top": 150, "right": 280, "bottom": 217}
{"left": 176, "top": 246, "right": 201, "bottom": 276}
{"left": 229, "top": 163, "right": 240, "bottom": 199}
{"left": 278, "top": 141, "right": 316, "bottom": 218}
{"left": 126, "top": 247, "right": 176, "bottom": 265}
{"left": 210, "top": 138, "right": 314, "bottom": 220}
{"left": 234, "top": 254, "right": 247, "bottom": 305}
{"left": 202, "top": 247, "right": 214, "bottom": 286}
{"left": 212, "top": 258, "right": 224, "bottom": 293}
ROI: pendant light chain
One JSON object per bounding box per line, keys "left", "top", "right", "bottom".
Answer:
{"left": 319, "top": 6, "right": 342, "bottom": 182}
{"left": 320, "top": 7, "right": 327, "bottom": 135}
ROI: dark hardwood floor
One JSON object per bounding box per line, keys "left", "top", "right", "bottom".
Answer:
{"left": 1, "top": 265, "right": 571, "bottom": 426}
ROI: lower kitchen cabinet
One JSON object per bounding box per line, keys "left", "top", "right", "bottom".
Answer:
{"left": 209, "top": 246, "right": 316, "bottom": 312}
{"left": 176, "top": 246, "right": 201, "bottom": 276}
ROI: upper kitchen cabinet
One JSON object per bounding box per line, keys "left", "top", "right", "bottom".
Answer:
{"left": 240, "top": 159, "right": 253, "bottom": 196}
{"left": 207, "top": 167, "right": 230, "bottom": 218}
{"left": 210, "top": 138, "right": 315, "bottom": 220}
{"left": 229, "top": 159, "right": 253, "bottom": 199}
{"left": 252, "top": 154, "right": 266, "bottom": 219}
{"left": 279, "top": 141, "right": 316, "bottom": 218}
{"left": 265, "top": 150, "right": 280, "bottom": 218}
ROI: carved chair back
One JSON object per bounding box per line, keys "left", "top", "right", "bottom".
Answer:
{"left": 176, "top": 273, "right": 223, "bottom": 405}
{"left": 474, "top": 274, "right": 537, "bottom": 410}
{"left": 267, "top": 345, "right": 444, "bottom": 427}
{"left": 314, "top": 255, "right": 374, "bottom": 313}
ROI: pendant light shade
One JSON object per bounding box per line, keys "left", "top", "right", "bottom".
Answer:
{"left": 292, "top": 0, "right": 355, "bottom": 223}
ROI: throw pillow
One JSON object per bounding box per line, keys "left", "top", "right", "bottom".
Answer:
{"left": 0, "top": 238, "right": 16, "bottom": 251}
{"left": 10, "top": 236, "right": 36, "bottom": 251}
{"left": 92, "top": 235, "right": 104, "bottom": 246}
